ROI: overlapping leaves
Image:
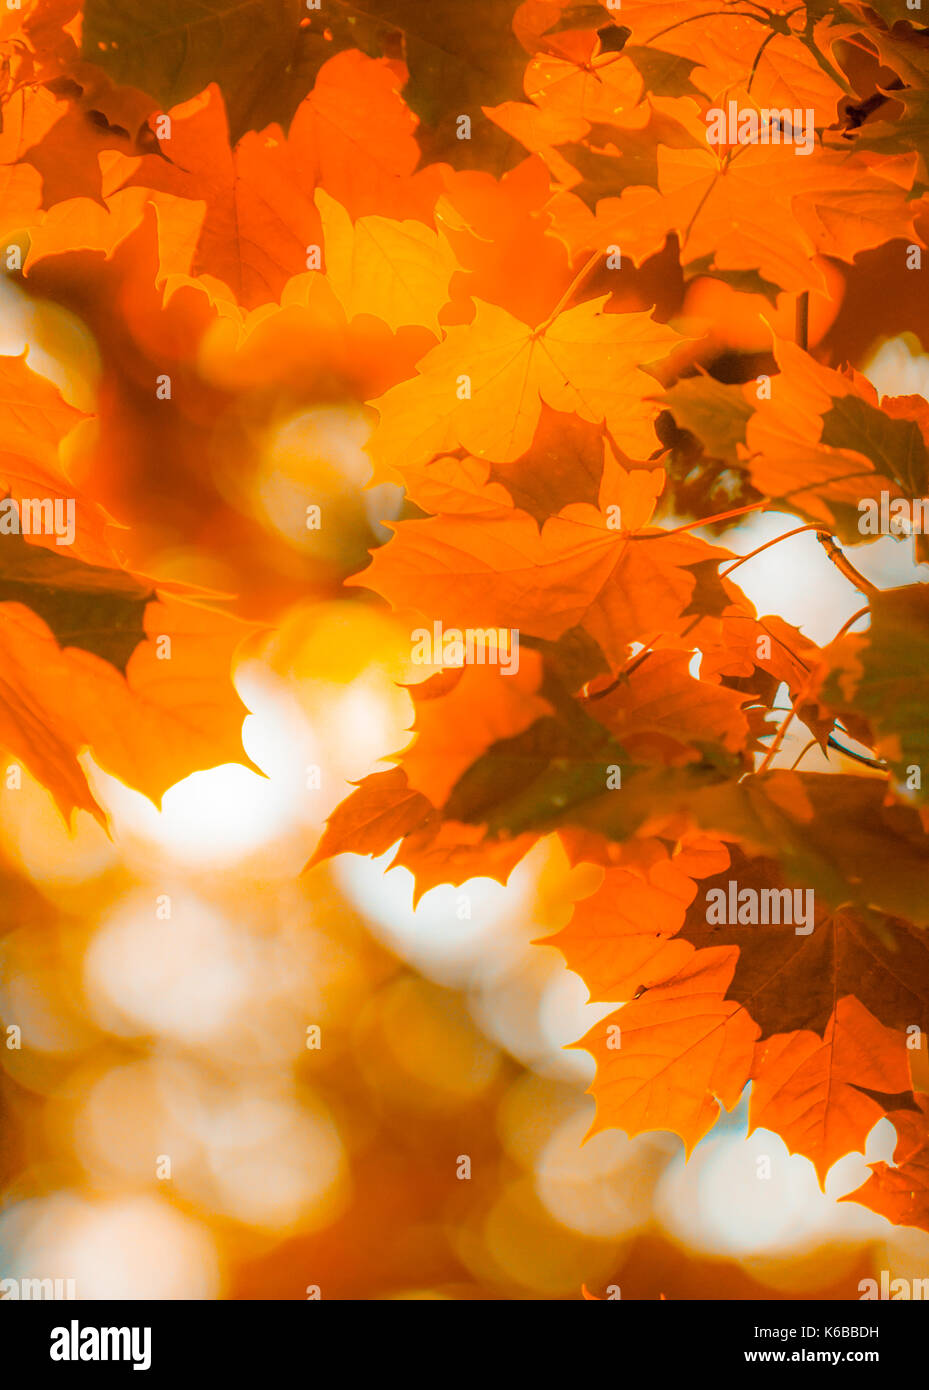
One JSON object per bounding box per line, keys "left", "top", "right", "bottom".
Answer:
{"left": 3, "top": 0, "right": 928, "bottom": 1235}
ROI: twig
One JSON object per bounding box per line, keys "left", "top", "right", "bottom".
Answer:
{"left": 789, "top": 736, "right": 820, "bottom": 771}
{"left": 816, "top": 533, "right": 881, "bottom": 597}
{"left": 720, "top": 522, "right": 824, "bottom": 576}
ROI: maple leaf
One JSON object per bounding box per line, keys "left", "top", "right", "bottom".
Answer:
{"left": 585, "top": 648, "right": 753, "bottom": 763}
{"left": 0, "top": 529, "right": 152, "bottom": 673}
{"left": 394, "top": 416, "right": 612, "bottom": 531}
{"left": 659, "top": 373, "right": 754, "bottom": 462}
{"left": 444, "top": 750, "right": 929, "bottom": 930}
{"left": 0, "top": 350, "right": 122, "bottom": 566}
{"left": 743, "top": 339, "right": 929, "bottom": 542}
{"left": 559, "top": 839, "right": 927, "bottom": 1179}
{"left": 0, "top": 348, "right": 255, "bottom": 818}
{"left": 680, "top": 849, "right": 929, "bottom": 1042}
{"left": 398, "top": 652, "right": 552, "bottom": 809}
{"left": 582, "top": 140, "right": 918, "bottom": 292}
{"left": 0, "top": 82, "right": 57, "bottom": 241}
{"left": 396, "top": 453, "right": 518, "bottom": 521}
{"left": 49, "top": 51, "right": 457, "bottom": 308}
{"left": 307, "top": 766, "right": 435, "bottom": 869}
{"left": 486, "top": 406, "right": 608, "bottom": 523}
{"left": 679, "top": 774, "right": 929, "bottom": 927}
{"left": 750, "top": 997, "right": 913, "bottom": 1183}
{"left": 352, "top": 452, "right": 733, "bottom": 667}
{"left": 489, "top": 65, "right": 705, "bottom": 207}
{"left": 485, "top": 45, "right": 649, "bottom": 153}
{"left": 436, "top": 155, "right": 572, "bottom": 327}
{"left": 391, "top": 819, "right": 537, "bottom": 903}
{"left": 842, "top": 1097, "right": 929, "bottom": 1234}
{"left": 110, "top": 84, "right": 320, "bottom": 310}
{"left": 306, "top": 764, "right": 535, "bottom": 903}
{"left": 578, "top": 947, "right": 760, "bottom": 1152}
{"left": 81, "top": 0, "right": 311, "bottom": 145}
{"left": 0, "top": 0, "right": 158, "bottom": 234}
{"left": 7, "top": 0, "right": 929, "bottom": 1254}
{"left": 442, "top": 699, "right": 631, "bottom": 836}
{"left": 0, "top": 587, "right": 256, "bottom": 821}
{"left": 366, "top": 296, "right": 686, "bottom": 477}
{"left": 286, "top": 50, "right": 446, "bottom": 223}
{"left": 81, "top": 0, "right": 531, "bottom": 167}
{"left": 543, "top": 835, "right": 730, "bottom": 1002}
{"left": 316, "top": 188, "right": 456, "bottom": 335}
{"left": 608, "top": 0, "right": 856, "bottom": 116}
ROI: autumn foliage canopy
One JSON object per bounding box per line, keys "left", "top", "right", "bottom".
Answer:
{"left": 2, "top": 0, "right": 929, "bottom": 1238}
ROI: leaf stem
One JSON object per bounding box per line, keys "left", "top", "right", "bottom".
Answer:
{"left": 720, "top": 522, "right": 824, "bottom": 575}
{"left": 831, "top": 605, "right": 871, "bottom": 641}
{"left": 537, "top": 248, "right": 604, "bottom": 332}
{"left": 627, "top": 498, "right": 771, "bottom": 539}
{"left": 789, "top": 736, "right": 820, "bottom": 771}
{"left": 747, "top": 29, "right": 777, "bottom": 93}
{"left": 826, "top": 734, "right": 887, "bottom": 770}
{"left": 758, "top": 594, "right": 877, "bottom": 774}
{"left": 757, "top": 670, "right": 814, "bottom": 772}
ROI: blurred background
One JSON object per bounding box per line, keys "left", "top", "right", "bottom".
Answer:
{"left": 1, "top": 230, "right": 928, "bottom": 1301}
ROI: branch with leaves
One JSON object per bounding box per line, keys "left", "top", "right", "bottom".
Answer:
{"left": 1, "top": 0, "right": 928, "bottom": 1236}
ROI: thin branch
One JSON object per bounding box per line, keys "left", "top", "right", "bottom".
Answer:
{"left": 720, "top": 522, "right": 825, "bottom": 576}
{"left": 826, "top": 735, "right": 887, "bottom": 770}
{"left": 789, "top": 737, "right": 820, "bottom": 771}
{"left": 757, "top": 601, "right": 879, "bottom": 774}
{"left": 625, "top": 499, "right": 771, "bottom": 540}
{"left": 747, "top": 29, "right": 778, "bottom": 93}
{"left": 831, "top": 605, "right": 871, "bottom": 642}
{"left": 585, "top": 615, "right": 702, "bottom": 701}
{"left": 757, "top": 678, "right": 812, "bottom": 772}
{"left": 816, "top": 533, "right": 881, "bottom": 597}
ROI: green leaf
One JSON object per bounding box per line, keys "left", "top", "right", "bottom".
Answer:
{"left": 675, "top": 771, "right": 929, "bottom": 924}
{"left": 537, "top": 4, "right": 622, "bottom": 38}
{"left": 658, "top": 375, "right": 754, "bottom": 465}
{"left": 82, "top": 0, "right": 529, "bottom": 166}
{"left": 443, "top": 706, "right": 631, "bottom": 829}
{"left": 820, "top": 394, "right": 929, "bottom": 499}
{"left": 451, "top": 742, "right": 929, "bottom": 924}
{"left": 853, "top": 87, "right": 929, "bottom": 184}
{"left": 521, "top": 627, "right": 611, "bottom": 693}
{"left": 82, "top": 0, "right": 307, "bottom": 143}
{"left": 0, "top": 527, "right": 153, "bottom": 674}
{"left": 622, "top": 44, "right": 701, "bottom": 99}
{"left": 821, "top": 584, "right": 929, "bottom": 802}
{"left": 685, "top": 254, "right": 783, "bottom": 306}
